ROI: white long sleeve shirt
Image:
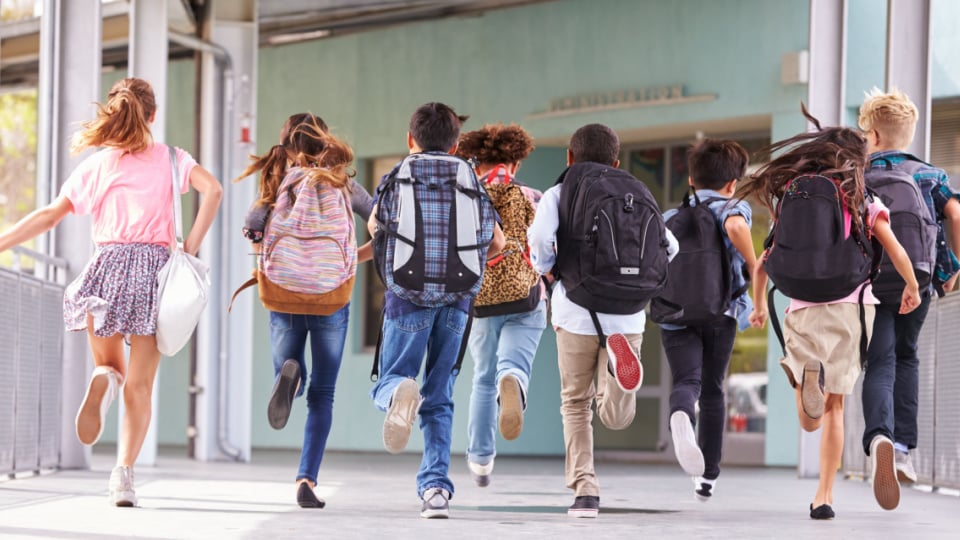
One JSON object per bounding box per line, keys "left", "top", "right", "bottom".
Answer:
{"left": 529, "top": 184, "right": 678, "bottom": 336}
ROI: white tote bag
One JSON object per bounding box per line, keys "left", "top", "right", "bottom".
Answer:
{"left": 155, "top": 146, "right": 210, "bottom": 356}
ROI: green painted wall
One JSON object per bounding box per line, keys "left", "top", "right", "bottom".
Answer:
{"left": 251, "top": 0, "right": 810, "bottom": 457}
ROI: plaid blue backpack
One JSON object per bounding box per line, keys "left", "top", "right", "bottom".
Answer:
{"left": 373, "top": 153, "right": 496, "bottom": 307}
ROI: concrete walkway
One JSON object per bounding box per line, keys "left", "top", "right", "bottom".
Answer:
{"left": 0, "top": 448, "right": 957, "bottom": 539}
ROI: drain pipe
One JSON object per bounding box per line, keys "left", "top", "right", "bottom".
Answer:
{"left": 168, "top": 30, "right": 243, "bottom": 461}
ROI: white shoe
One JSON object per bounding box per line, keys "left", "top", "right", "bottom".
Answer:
{"left": 468, "top": 460, "right": 494, "bottom": 487}
{"left": 76, "top": 366, "right": 120, "bottom": 446}
{"left": 109, "top": 465, "right": 137, "bottom": 507}
{"left": 895, "top": 450, "right": 918, "bottom": 484}
{"left": 670, "top": 411, "right": 705, "bottom": 477}
{"left": 383, "top": 379, "right": 421, "bottom": 454}
{"left": 420, "top": 487, "right": 450, "bottom": 519}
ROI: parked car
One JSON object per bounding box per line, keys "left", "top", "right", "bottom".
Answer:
{"left": 727, "top": 372, "right": 767, "bottom": 433}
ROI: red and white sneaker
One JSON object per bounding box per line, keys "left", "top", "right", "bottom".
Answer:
{"left": 606, "top": 333, "right": 642, "bottom": 392}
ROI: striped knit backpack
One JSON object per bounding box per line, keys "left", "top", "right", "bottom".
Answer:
{"left": 232, "top": 167, "right": 357, "bottom": 315}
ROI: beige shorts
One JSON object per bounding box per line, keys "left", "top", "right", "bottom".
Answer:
{"left": 780, "top": 303, "right": 875, "bottom": 395}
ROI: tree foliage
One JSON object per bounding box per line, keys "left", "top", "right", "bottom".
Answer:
{"left": 0, "top": 90, "right": 38, "bottom": 234}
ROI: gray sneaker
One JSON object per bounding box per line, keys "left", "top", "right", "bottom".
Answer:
{"left": 420, "top": 487, "right": 450, "bottom": 519}
{"left": 467, "top": 460, "right": 493, "bottom": 487}
{"left": 109, "top": 465, "right": 137, "bottom": 507}
{"left": 895, "top": 450, "right": 918, "bottom": 484}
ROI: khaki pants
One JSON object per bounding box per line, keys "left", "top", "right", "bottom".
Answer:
{"left": 556, "top": 328, "right": 641, "bottom": 497}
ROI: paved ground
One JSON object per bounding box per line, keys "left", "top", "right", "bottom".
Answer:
{"left": 0, "top": 448, "right": 957, "bottom": 539}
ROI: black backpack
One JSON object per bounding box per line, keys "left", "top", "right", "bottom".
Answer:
{"left": 650, "top": 189, "right": 747, "bottom": 325}
{"left": 554, "top": 162, "right": 670, "bottom": 317}
{"left": 865, "top": 155, "right": 937, "bottom": 304}
{"left": 764, "top": 174, "right": 882, "bottom": 365}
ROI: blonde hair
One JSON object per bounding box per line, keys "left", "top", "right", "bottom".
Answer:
{"left": 858, "top": 87, "right": 918, "bottom": 150}
{"left": 71, "top": 77, "right": 156, "bottom": 155}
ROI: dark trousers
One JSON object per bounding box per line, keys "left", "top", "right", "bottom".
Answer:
{"left": 862, "top": 294, "right": 932, "bottom": 454}
{"left": 662, "top": 317, "right": 737, "bottom": 480}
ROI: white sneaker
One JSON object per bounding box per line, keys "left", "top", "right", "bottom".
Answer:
{"left": 869, "top": 435, "right": 900, "bottom": 510}
{"left": 383, "top": 379, "right": 421, "bottom": 454}
{"left": 109, "top": 465, "right": 137, "bottom": 507}
{"left": 467, "top": 460, "right": 494, "bottom": 487}
{"left": 420, "top": 487, "right": 450, "bottom": 519}
{"left": 895, "top": 450, "right": 918, "bottom": 484}
{"left": 76, "top": 366, "right": 120, "bottom": 446}
{"left": 670, "top": 411, "right": 705, "bottom": 477}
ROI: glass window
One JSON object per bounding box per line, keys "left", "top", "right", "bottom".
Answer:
{"left": 362, "top": 156, "right": 404, "bottom": 349}
{"left": 627, "top": 148, "right": 665, "bottom": 203}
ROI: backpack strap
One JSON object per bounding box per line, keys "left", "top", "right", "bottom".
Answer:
{"left": 767, "top": 286, "right": 786, "bottom": 357}
{"left": 451, "top": 307, "right": 474, "bottom": 376}
{"left": 227, "top": 276, "right": 258, "bottom": 313}
{"left": 371, "top": 306, "right": 386, "bottom": 382}
{"left": 589, "top": 310, "right": 607, "bottom": 348}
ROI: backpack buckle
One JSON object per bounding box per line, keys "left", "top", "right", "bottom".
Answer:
{"left": 624, "top": 193, "right": 635, "bottom": 212}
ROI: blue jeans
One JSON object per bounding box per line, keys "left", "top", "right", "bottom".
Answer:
{"left": 370, "top": 305, "right": 467, "bottom": 498}
{"left": 269, "top": 306, "right": 349, "bottom": 484}
{"left": 862, "top": 294, "right": 931, "bottom": 454}
{"left": 465, "top": 301, "right": 547, "bottom": 466}
{"left": 662, "top": 317, "right": 737, "bottom": 480}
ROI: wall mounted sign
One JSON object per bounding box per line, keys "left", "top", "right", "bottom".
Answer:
{"left": 528, "top": 84, "right": 716, "bottom": 119}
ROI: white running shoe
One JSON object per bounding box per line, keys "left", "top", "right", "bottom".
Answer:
{"left": 670, "top": 411, "right": 705, "bottom": 477}
{"left": 76, "top": 366, "right": 120, "bottom": 446}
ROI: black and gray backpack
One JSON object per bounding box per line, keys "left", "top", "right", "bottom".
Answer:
{"left": 650, "top": 189, "right": 747, "bottom": 325}
{"left": 865, "top": 155, "right": 937, "bottom": 304}
{"left": 554, "top": 162, "right": 670, "bottom": 318}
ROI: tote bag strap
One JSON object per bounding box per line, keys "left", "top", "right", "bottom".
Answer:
{"left": 167, "top": 145, "right": 184, "bottom": 249}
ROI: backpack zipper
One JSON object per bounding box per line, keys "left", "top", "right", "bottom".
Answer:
{"left": 599, "top": 209, "right": 619, "bottom": 263}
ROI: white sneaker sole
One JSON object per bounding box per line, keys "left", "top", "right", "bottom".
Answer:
{"left": 420, "top": 508, "right": 450, "bottom": 519}
{"left": 77, "top": 371, "right": 111, "bottom": 446}
{"left": 567, "top": 508, "right": 598, "bottom": 518}
{"left": 670, "top": 411, "right": 705, "bottom": 477}
{"left": 383, "top": 379, "right": 420, "bottom": 454}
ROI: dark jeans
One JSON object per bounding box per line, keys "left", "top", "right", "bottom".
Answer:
{"left": 862, "top": 294, "right": 932, "bottom": 454}
{"left": 662, "top": 317, "right": 737, "bottom": 480}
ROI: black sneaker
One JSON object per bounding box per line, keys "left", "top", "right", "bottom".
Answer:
{"left": 694, "top": 476, "right": 715, "bottom": 501}
{"left": 268, "top": 359, "right": 300, "bottom": 430}
{"left": 567, "top": 495, "right": 599, "bottom": 518}
{"left": 420, "top": 487, "right": 450, "bottom": 519}
{"left": 810, "top": 503, "right": 835, "bottom": 520}
{"left": 297, "top": 481, "right": 325, "bottom": 509}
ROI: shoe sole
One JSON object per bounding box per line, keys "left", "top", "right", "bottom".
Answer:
{"left": 871, "top": 438, "right": 900, "bottom": 510}
{"left": 800, "top": 360, "right": 824, "bottom": 420}
{"left": 383, "top": 379, "right": 419, "bottom": 454}
{"left": 111, "top": 491, "right": 137, "bottom": 507}
{"left": 471, "top": 474, "right": 490, "bottom": 487}
{"left": 567, "top": 509, "right": 599, "bottom": 518}
{"left": 267, "top": 360, "right": 299, "bottom": 430}
{"left": 77, "top": 372, "right": 110, "bottom": 445}
{"left": 498, "top": 376, "right": 523, "bottom": 441}
{"left": 670, "top": 412, "right": 705, "bottom": 477}
{"left": 607, "top": 333, "right": 642, "bottom": 392}
{"left": 420, "top": 509, "right": 449, "bottom": 519}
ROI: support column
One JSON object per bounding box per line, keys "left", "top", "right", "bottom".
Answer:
{"left": 799, "top": 0, "right": 848, "bottom": 479}
{"left": 193, "top": 0, "right": 257, "bottom": 462}
{"left": 36, "top": 0, "right": 101, "bottom": 470}
{"left": 121, "top": 0, "right": 169, "bottom": 467}
{"left": 886, "top": 0, "right": 932, "bottom": 160}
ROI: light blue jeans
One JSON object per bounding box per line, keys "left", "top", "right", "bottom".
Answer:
{"left": 466, "top": 300, "right": 547, "bottom": 466}
{"left": 370, "top": 305, "right": 467, "bottom": 498}
{"left": 268, "top": 305, "right": 349, "bottom": 485}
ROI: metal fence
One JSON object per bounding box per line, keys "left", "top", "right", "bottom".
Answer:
{"left": 0, "top": 247, "right": 68, "bottom": 477}
{"left": 843, "top": 292, "right": 960, "bottom": 491}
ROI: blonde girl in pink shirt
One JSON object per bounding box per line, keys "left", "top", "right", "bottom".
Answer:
{"left": 0, "top": 77, "right": 222, "bottom": 506}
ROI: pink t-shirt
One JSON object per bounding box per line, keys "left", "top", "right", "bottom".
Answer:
{"left": 787, "top": 199, "right": 890, "bottom": 312}
{"left": 59, "top": 143, "right": 198, "bottom": 245}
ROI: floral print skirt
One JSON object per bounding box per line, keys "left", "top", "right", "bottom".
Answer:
{"left": 63, "top": 243, "right": 170, "bottom": 337}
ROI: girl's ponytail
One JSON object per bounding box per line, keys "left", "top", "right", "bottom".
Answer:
{"left": 234, "top": 144, "right": 290, "bottom": 207}
{"left": 71, "top": 77, "right": 156, "bottom": 155}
